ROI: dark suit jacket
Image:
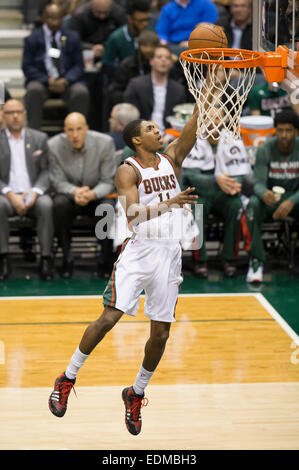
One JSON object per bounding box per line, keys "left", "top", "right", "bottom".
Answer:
{"left": 68, "top": 1, "right": 126, "bottom": 47}
{"left": 0, "top": 128, "right": 50, "bottom": 193}
{"left": 216, "top": 17, "right": 253, "bottom": 50}
{"left": 124, "top": 74, "right": 187, "bottom": 129}
{"left": 22, "top": 26, "right": 85, "bottom": 86}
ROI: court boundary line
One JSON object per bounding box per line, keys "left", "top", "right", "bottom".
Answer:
{"left": 0, "top": 293, "right": 298, "bottom": 345}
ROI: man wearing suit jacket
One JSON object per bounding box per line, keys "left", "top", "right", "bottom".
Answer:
{"left": 124, "top": 45, "right": 187, "bottom": 133}
{"left": 49, "top": 112, "right": 117, "bottom": 278}
{"left": 22, "top": 3, "right": 89, "bottom": 130}
{"left": 0, "top": 99, "right": 54, "bottom": 281}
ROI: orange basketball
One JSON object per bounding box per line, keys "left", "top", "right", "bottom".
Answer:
{"left": 188, "top": 23, "right": 228, "bottom": 51}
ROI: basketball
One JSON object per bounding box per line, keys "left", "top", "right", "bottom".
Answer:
{"left": 188, "top": 23, "right": 228, "bottom": 51}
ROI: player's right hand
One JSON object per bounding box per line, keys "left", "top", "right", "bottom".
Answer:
{"left": 170, "top": 187, "right": 198, "bottom": 207}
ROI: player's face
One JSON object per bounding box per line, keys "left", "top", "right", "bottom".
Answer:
{"left": 138, "top": 121, "right": 163, "bottom": 151}
{"left": 276, "top": 123, "right": 297, "bottom": 153}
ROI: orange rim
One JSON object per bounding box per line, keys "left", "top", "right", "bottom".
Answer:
{"left": 180, "top": 48, "right": 264, "bottom": 68}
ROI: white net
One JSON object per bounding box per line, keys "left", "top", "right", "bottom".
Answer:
{"left": 180, "top": 50, "right": 257, "bottom": 141}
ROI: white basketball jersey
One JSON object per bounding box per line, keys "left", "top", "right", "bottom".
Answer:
{"left": 125, "top": 152, "right": 182, "bottom": 241}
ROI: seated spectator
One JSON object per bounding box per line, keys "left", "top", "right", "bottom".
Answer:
{"left": 68, "top": 0, "right": 127, "bottom": 64}
{"left": 124, "top": 44, "right": 187, "bottom": 134}
{"left": 216, "top": 0, "right": 252, "bottom": 50}
{"left": 214, "top": 0, "right": 231, "bottom": 24}
{"left": 102, "top": 0, "right": 151, "bottom": 77}
{"left": 180, "top": 109, "right": 251, "bottom": 278}
{"left": 48, "top": 112, "right": 117, "bottom": 278}
{"left": 0, "top": 87, "right": 12, "bottom": 130}
{"left": 22, "top": 3, "right": 90, "bottom": 131}
{"left": 248, "top": 79, "right": 296, "bottom": 118}
{"left": 107, "top": 103, "right": 140, "bottom": 152}
{"left": 245, "top": 110, "right": 299, "bottom": 283}
{"left": 107, "top": 29, "right": 160, "bottom": 108}
{"left": 0, "top": 99, "right": 54, "bottom": 281}
{"left": 155, "top": 0, "right": 219, "bottom": 54}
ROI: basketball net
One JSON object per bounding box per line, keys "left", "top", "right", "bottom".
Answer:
{"left": 180, "top": 50, "right": 257, "bottom": 141}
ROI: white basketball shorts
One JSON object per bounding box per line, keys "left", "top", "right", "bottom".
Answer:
{"left": 103, "top": 237, "right": 182, "bottom": 323}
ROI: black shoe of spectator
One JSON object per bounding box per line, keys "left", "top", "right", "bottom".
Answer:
{"left": 60, "top": 258, "right": 73, "bottom": 279}
{"left": 0, "top": 255, "right": 10, "bottom": 281}
{"left": 223, "top": 261, "right": 237, "bottom": 278}
{"left": 40, "top": 256, "right": 53, "bottom": 281}
{"left": 193, "top": 262, "right": 208, "bottom": 278}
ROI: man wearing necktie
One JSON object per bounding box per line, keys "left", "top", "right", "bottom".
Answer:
{"left": 22, "top": 3, "right": 89, "bottom": 130}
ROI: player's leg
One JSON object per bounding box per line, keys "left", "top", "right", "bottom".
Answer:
{"left": 122, "top": 320, "right": 171, "bottom": 436}
{"left": 122, "top": 243, "right": 180, "bottom": 435}
{"left": 48, "top": 306, "right": 123, "bottom": 417}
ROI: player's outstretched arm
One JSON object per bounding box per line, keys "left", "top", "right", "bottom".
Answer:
{"left": 165, "top": 104, "right": 199, "bottom": 171}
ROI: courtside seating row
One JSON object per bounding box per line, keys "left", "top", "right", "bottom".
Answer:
{"left": 7, "top": 210, "right": 299, "bottom": 270}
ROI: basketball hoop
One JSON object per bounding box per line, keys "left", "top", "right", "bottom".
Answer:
{"left": 180, "top": 47, "right": 288, "bottom": 140}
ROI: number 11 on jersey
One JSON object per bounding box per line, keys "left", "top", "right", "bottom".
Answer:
{"left": 158, "top": 192, "right": 170, "bottom": 202}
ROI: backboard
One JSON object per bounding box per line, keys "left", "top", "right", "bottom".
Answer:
{"left": 253, "top": 0, "right": 299, "bottom": 97}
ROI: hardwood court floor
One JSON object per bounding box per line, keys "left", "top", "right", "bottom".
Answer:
{"left": 0, "top": 294, "right": 299, "bottom": 449}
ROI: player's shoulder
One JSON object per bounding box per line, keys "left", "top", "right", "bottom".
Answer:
{"left": 116, "top": 159, "right": 139, "bottom": 181}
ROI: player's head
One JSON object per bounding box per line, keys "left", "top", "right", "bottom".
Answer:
{"left": 274, "top": 110, "right": 299, "bottom": 153}
{"left": 126, "top": 0, "right": 151, "bottom": 36}
{"left": 123, "top": 119, "right": 163, "bottom": 152}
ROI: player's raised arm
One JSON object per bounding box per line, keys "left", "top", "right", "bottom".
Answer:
{"left": 165, "top": 104, "right": 199, "bottom": 170}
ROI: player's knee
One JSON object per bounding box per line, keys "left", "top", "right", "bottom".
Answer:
{"left": 95, "top": 307, "right": 121, "bottom": 334}
{"left": 152, "top": 328, "right": 170, "bottom": 347}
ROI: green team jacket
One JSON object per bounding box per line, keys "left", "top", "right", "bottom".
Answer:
{"left": 253, "top": 136, "right": 299, "bottom": 205}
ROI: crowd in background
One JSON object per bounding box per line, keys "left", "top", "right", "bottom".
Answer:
{"left": 0, "top": 0, "right": 299, "bottom": 284}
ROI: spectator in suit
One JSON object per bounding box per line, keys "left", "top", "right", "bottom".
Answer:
{"left": 102, "top": 0, "right": 151, "bottom": 76}
{"left": 124, "top": 44, "right": 187, "bottom": 134}
{"left": 68, "top": 0, "right": 127, "bottom": 64}
{"left": 155, "top": 0, "right": 219, "bottom": 53}
{"left": 107, "top": 102, "right": 140, "bottom": 152}
{"left": 49, "top": 112, "right": 117, "bottom": 278}
{"left": 22, "top": 3, "right": 89, "bottom": 131}
{"left": 216, "top": 0, "right": 253, "bottom": 50}
{"left": 0, "top": 99, "right": 54, "bottom": 281}
{"left": 106, "top": 29, "right": 160, "bottom": 108}
{"left": 0, "top": 87, "right": 12, "bottom": 130}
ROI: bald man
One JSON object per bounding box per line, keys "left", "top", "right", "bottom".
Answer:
{"left": 68, "top": 0, "right": 126, "bottom": 62}
{"left": 48, "top": 112, "right": 117, "bottom": 278}
{"left": 22, "top": 3, "right": 89, "bottom": 130}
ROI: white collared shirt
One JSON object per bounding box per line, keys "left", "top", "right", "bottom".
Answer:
{"left": 151, "top": 77, "right": 167, "bottom": 133}
{"left": 230, "top": 19, "right": 244, "bottom": 50}
{"left": 2, "top": 129, "right": 43, "bottom": 195}
{"left": 43, "top": 23, "right": 61, "bottom": 75}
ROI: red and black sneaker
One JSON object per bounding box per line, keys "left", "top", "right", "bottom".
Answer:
{"left": 122, "top": 386, "right": 148, "bottom": 435}
{"left": 48, "top": 372, "right": 76, "bottom": 417}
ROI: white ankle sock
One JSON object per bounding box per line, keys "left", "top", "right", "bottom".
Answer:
{"left": 133, "top": 365, "right": 154, "bottom": 396}
{"left": 65, "top": 347, "right": 89, "bottom": 380}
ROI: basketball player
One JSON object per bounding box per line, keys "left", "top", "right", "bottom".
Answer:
{"left": 48, "top": 105, "right": 199, "bottom": 435}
